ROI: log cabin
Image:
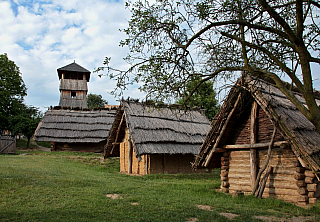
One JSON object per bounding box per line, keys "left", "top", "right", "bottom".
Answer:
{"left": 104, "top": 100, "right": 211, "bottom": 175}
{"left": 193, "top": 76, "right": 320, "bottom": 205}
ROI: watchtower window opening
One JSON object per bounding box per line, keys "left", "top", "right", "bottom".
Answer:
{"left": 71, "top": 91, "right": 76, "bottom": 98}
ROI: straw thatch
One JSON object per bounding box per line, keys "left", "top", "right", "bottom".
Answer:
{"left": 104, "top": 101, "right": 211, "bottom": 158}
{"left": 193, "top": 76, "right": 320, "bottom": 173}
{"left": 34, "top": 107, "right": 118, "bottom": 143}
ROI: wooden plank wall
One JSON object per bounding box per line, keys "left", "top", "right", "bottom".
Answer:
{"left": 0, "top": 136, "right": 16, "bottom": 154}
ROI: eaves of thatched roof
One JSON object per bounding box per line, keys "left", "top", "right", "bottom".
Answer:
{"left": 194, "top": 76, "right": 320, "bottom": 173}
{"left": 104, "top": 101, "right": 211, "bottom": 158}
{"left": 34, "top": 108, "right": 117, "bottom": 143}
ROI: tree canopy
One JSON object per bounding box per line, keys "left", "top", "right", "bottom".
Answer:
{"left": 177, "top": 76, "right": 220, "bottom": 120}
{"left": 0, "top": 53, "right": 27, "bottom": 130}
{"left": 87, "top": 93, "right": 108, "bottom": 109}
{"left": 98, "top": 0, "right": 320, "bottom": 133}
{"left": 8, "top": 105, "right": 42, "bottom": 147}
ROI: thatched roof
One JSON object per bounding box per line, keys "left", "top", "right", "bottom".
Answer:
{"left": 104, "top": 101, "right": 211, "bottom": 158}
{"left": 34, "top": 107, "right": 118, "bottom": 143}
{"left": 193, "top": 76, "right": 320, "bottom": 173}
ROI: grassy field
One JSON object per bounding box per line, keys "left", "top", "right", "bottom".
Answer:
{"left": 1, "top": 149, "right": 320, "bottom": 222}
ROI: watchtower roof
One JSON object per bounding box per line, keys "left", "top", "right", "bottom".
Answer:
{"left": 57, "top": 62, "right": 91, "bottom": 81}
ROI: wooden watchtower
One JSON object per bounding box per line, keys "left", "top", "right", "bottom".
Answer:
{"left": 57, "top": 61, "right": 90, "bottom": 109}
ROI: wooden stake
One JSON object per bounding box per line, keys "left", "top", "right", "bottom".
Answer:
{"left": 250, "top": 101, "right": 258, "bottom": 188}
{"left": 110, "top": 113, "right": 125, "bottom": 155}
{"left": 252, "top": 126, "right": 277, "bottom": 196}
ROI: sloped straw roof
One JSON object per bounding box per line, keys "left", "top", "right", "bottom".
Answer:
{"left": 34, "top": 107, "right": 118, "bottom": 143}
{"left": 104, "top": 101, "right": 211, "bottom": 158}
{"left": 193, "top": 76, "right": 320, "bottom": 174}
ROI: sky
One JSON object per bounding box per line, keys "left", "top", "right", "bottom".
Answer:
{"left": 0, "top": 0, "right": 146, "bottom": 112}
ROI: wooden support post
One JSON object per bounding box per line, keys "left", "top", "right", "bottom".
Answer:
{"left": 110, "top": 113, "right": 125, "bottom": 154}
{"left": 204, "top": 93, "right": 241, "bottom": 167}
{"left": 128, "top": 138, "right": 132, "bottom": 174}
{"left": 250, "top": 101, "right": 258, "bottom": 189}
{"left": 252, "top": 126, "right": 277, "bottom": 196}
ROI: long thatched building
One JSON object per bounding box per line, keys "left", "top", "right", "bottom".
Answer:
{"left": 104, "top": 101, "right": 211, "bottom": 175}
{"left": 34, "top": 107, "right": 118, "bottom": 152}
{"left": 193, "top": 76, "right": 320, "bottom": 205}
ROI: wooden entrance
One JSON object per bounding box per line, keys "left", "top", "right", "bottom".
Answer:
{"left": 0, "top": 136, "right": 16, "bottom": 154}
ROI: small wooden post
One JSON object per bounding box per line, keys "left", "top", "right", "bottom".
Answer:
{"left": 128, "top": 138, "right": 132, "bottom": 174}
{"left": 250, "top": 101, "right": 258, "bottom": 189}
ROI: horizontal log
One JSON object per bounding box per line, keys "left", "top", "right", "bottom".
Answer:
{"left": 228, "top": 173, "right": 251, "bottom": 179}
{"left": 215, "top": 148, "right": 227, "bottom": 153}
{"left": 308, "top": 192, "right": 315, "bottom": 198}
{"left": 221, "top": 157, "right": 229, "bottom": 161}
{"left": 307, "top": 184, "right": 318, "bottom": 192}
{"left": 297, "top": 187, "right": 308, "bottom": 195}
{"left": 221, "top": 141, "right": 288, "bottom": 149}
{"left": 221, "top": 181, "right": 229, "bottom": 188}
{"left": 297, "top": 196, "right": 308, "bottom": 202}
{"left": 221, "top": 171, "right": 228, "bottom": 177}
{"left": 221, "top": 161, "right": 229, "bottom": 166}
{"left": 262, "top": 194, "right": 299, "bottom": 203}
{"left": 228, "top": 168, "right": 251, "bottom": 174}
{"left": 263, "top": 188, "right": 299, "bottom": 196}
{"left": 229, "top": 186, "right": 252, "bottom": 192}
{"left": 266, "top": 182, "right": 298, "bottom": 190}
{"left": 294, "top": 172, "right": 306, "bottom": 180}
{"left": 305, "top": 177, "right": 315, "bottom": 184}
{"left": 295, "top": 167, "right": 305, "bottom": 173}
{"left": 229, "top": 163, "right": 251, "bottom": 169}
{"left": 221, "top": 166, "right": 229, "bottom": 170}
{"left": 305, "top": 170, "right": 315, "bottom": 178}
{"left": 221, "top": 176, "right": 228, "bottom": 181}
{"left": 296, "top": 180, "right": 306, "bottom": 187}
{"left": 309, "top": 198, "right": 317, "bottom": 204}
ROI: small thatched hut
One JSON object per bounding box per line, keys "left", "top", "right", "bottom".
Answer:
{"left": 34, "top": 107, "right": 118, "bottom": 153}
{"left": 104, "top": 101, "right": 211, "bottom": 175}
{"left": 193, "top": 76, "right": 320, "bottom": 205}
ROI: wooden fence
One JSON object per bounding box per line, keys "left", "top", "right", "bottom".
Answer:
{"left": 0, "top": 136, "right": 16, "bottom": 154}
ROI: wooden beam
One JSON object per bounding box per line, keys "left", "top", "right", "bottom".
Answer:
{"left": 204, "top": 93, "right": 242, "bottom": 167}
{"left": 220, "top": 141, "right": 288, "bottom": 149}
{"left": 110, "top": 113, "right": 125, "bottom": 154}
{"left": 128, "top": 138, "right": 132, "bottom": 174}
{"left": 250, "top": 101, "right": 258, "bottom": 189}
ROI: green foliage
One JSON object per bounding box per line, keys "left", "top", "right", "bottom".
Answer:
{"left": 0, "top": 53, "right": 27, "bottom": 130}
{"left": 177, "top": 76, "right": 220, "bottom": 120}
{"left": 0, "top": 152, "right": 319, "bottom": 221}
{"left": 98, "top": 0, "right": 320, "bottom": 133}
{"left": 87, "top": 93, "right": 107, "bottom": 109}
{"left": 8, "top": 105, "right": 42, "bottom": 147}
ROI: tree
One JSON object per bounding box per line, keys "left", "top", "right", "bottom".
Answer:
{"left": 87, "top": 93, "right": 108, "bottom": 109}
{"left": 98, "top": 0, "right": 320, "bottom": 133}
{"left": 177, "top": 76, "right": 220, "bottom": 120}
{"left": 8, "top": 105, "right": 42, "bottom": 148}
{"left": 0, "top": 53, "right": 27, "bottom": 130}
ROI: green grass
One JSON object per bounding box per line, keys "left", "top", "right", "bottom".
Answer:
{"left": 0, "top": 151, "right": 319, "bottom": 222}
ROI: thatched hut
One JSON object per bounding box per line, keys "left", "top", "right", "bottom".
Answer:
{"left": 193, "top": 76, "right": 320, "bottom": 205}
{"left": 34, "top": 107, "right": 118, "bottom": 153}
{"left": 104, "top": 101, "right": 211, "bottom": 175}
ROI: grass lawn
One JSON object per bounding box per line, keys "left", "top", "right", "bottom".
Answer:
{"left": 0, "top": 150, "right": 320, "bottom": 222}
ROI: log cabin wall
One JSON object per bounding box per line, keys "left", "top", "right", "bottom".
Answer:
{"left": 119, "top": 128, "right": 206, "bottom": 175}
{"left": 218, "top": 102, "right": 320, "bottom": 204}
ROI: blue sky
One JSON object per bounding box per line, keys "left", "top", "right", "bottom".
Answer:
{"left": 0, "top": 0, "right": 145, "bottom": 112}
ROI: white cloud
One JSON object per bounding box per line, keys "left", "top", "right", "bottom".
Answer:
{"left": 0, "top": 0, "right": 145, "bottom": 112}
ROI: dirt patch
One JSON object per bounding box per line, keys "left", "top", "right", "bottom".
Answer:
{"left": 254, "top": 215, "right": 315, "bottom": 222}
{"left": 219, "top": 212, "right": 239, "bottom": 220}
{"left": 106, "top": 194, "right": 123, "bottom": 199}
{"left": 186, "top": 218, "right": 198, "bottom": 222}
{"left": 196, "top": 205, "right": 214, "bottom": 211}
